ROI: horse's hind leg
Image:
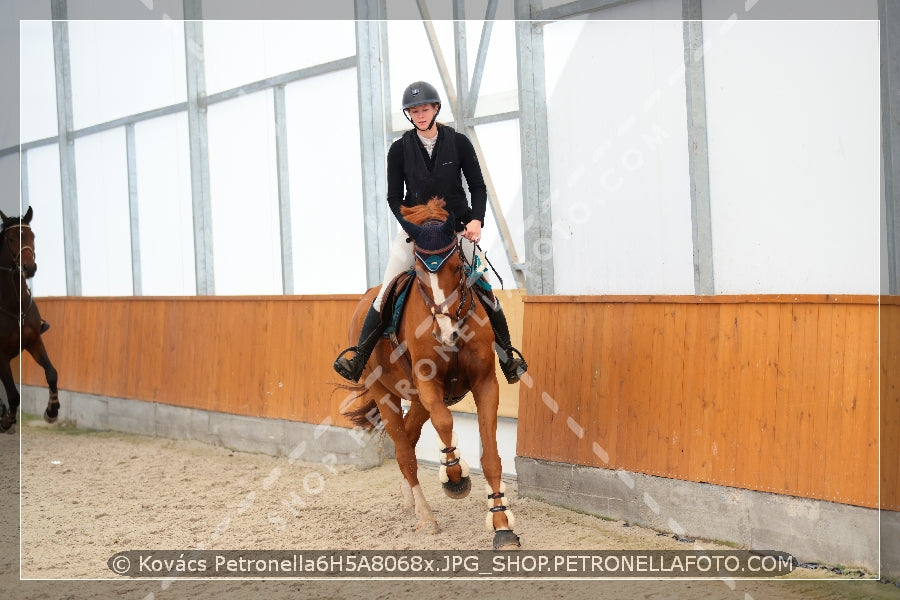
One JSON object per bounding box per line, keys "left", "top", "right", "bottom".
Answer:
{"left": 25, "top": 339, "right": 58, "bottom": 423}
{"left": 0, "top": 360, "right": 19, "bottom": 432}
{"left": 376, "top": 391, "right": 439, "bottom": 534}
{"left": 400, "top": 401, "right": 430, "bottom": 516}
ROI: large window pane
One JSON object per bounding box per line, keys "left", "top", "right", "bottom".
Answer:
{"left": 75, "top": 128, "right": 134, "bottom": 296}
{"left": 68, "top": 21, "right": 186, "bottom": 129}
{"left": 135, "top": 113, "right": 196, "bottom": 296}
{"left": 20, "top": 20, "right": 58, "bottom": 143}
{"left": 207, "top": 90, "right": 282, "bottom": 295}
{"left": 203, "top": 21, "right": 356, "bottom": 94}
{"left": 24, "top": 145, "right": 67, "bottom": 297}
{"left": 284, "top": 69, "right": 365, "bottom": 294}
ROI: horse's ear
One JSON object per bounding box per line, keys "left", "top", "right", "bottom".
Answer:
{"left": 442, "top": 211, "right": 456, "bottom": 237}
{"left": 23, "top": 206, "right": 33, "bottom": 224}
{"left": 0, "top": 210, "right": 7, "bottom": 223}
{"left": 405, "top": 221, "right": 422, "bottom": 240}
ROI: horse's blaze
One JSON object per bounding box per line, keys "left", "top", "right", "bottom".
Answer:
{"left": 428, "top": 272, "right": 459, "bottom": 346}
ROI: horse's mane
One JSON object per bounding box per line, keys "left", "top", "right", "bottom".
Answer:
{"left": 401, "top": 198, "right": 449, "bottom": 226}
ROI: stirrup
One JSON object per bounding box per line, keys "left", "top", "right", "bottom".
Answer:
{"left": 499, "top": 346, "right": 527, "bottom": 384}
{"left": 333, "top": 346, "right": 363, "bottom": 382}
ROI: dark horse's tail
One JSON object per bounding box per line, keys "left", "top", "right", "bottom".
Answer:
{"left": 338, "top": 383, "right": 382, "bottom": 430}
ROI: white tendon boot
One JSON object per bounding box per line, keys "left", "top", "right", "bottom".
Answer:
{"left": 485, "top": 481, "right": 516, "bottom": 531}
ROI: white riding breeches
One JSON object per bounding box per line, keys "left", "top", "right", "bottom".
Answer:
{"left": 372, "top": 229, "right": 488, "bottom": 312}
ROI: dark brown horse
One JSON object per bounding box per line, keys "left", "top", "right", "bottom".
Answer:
{"left": 341, "top": 198, "right": 520, "bottom": 550}
{"left": 0, "top": 207, "right": 58, "bottom": 432}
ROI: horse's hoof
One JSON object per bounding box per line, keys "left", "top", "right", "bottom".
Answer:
{"left": 442, "top": 475, "right": 471, "bottom": 499}
{"left": 492, "top": 529, "right": 521, "bottom": 550}
{"left": 0, "top": 405, "right": 14, "bottom": 433}
{"left": 44, "top": 401, "right": 60, "bottom": 423}
{"left": 416, "top": 520, "right": 440, "bottom": 535}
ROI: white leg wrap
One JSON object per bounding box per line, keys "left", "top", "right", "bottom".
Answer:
{"left": 436, "top": 432, "right": 468, "bottom": 483}
{"left": 485, "top": 481, "right": 515, "bottom": 531}
{"left": 484, "top": 482, "right": 511, "bottom": 507}
{"left": 435, "top": 432, "right": 459, "bottom": 451}
{"left": 486, "top": 508, "right": 516, "bottom": 532}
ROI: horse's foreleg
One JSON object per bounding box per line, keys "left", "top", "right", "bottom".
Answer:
{"left": 417, "top": 382, "right": 471, "bottom": 499}
{"left": 25, "top": 340, "right": 58, "bottom": 423}
{"left": 0, "top": 360, "right": 18, "bottom": 432}
{"left": 377, "top": 392, "right": 439, "bottom": 534}
{"left": 402, "top": 399, "right": 430, "bottom": 447}
{"left": 473, "top": 375, "right": 520, "bottom": 550}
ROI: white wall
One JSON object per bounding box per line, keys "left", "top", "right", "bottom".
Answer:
{"left": 543, "top": 18, "right": 695, "bottom": 295}
{"left": 703, "top": 19, "right": 879, "bottom": 294}
{"left": 542, "top": 16, "right": 879, "bottom": 296}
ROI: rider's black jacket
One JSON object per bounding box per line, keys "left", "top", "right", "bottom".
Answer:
{"left": 386, "top": 124, "right": 487, "bottom": 234}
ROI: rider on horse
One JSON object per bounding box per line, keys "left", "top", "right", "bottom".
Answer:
{"left": 334, "top": 81, "right": 527, "bottom": 385}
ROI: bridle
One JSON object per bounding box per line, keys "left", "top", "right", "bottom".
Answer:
{"left": 0, "top": 223, "right": 35, "bottom": 274}
{"left": 0, "top": 223, "right": 35, "bottom": 325}
{"left": 413, "top": 237, "right": 478, "bottom": 341}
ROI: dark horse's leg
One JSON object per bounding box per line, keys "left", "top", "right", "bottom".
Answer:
{"left": 0, "top": 360, "right": 19, "bottom": 432}
{"left": 25, "top": 338, "right": 58, "bottom": 423}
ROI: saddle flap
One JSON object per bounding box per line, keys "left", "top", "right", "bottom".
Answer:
{"left": 381, "top": 269, "right": 416, "bottom": 337}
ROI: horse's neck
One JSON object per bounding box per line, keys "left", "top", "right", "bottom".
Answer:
{"left": 0, "top": 269, "right": 29, "bottom": 312}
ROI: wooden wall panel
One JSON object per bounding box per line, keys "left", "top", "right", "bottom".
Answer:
{"left": 517, "top": 295, "right": 882, "bottom": 509}
{"left": 15, "top": 292, "right": 526, "bottom": 428}
{"left": 16, "top": 297, "right": 361, "bottom": 426}
{"left": 882, "top": 300, "right": 900, "bottom": 511}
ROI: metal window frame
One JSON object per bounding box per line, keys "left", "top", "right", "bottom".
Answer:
{"left": 409, "top": 0, "right": 528, "bottom": 289}
{"left": 51, "top": 0, "right": 81, "bottom": 295}
{"left": 10, "top": 0, "right": 894, "bottom": 297}
{"left": 881, "top": 0, "right": 900, "bottom": 294}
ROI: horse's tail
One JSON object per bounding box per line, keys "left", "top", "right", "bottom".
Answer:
{"left": 338, "top": 383, "right": 382, "bottom": 430}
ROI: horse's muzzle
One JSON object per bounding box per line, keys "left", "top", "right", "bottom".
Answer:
{"left": 23, "top": 263, "right": 36, "bottom": 278}
{"left": 433, "top": 327, "right": 460, "bottom": 347}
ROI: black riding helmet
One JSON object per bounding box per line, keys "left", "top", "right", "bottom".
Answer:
{"left": 402, "top": 81, "right": 441, "bottom": 131}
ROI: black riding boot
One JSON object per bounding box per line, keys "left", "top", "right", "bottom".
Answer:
{"left": 477, "top": 294, "right": 528, "bottom": 384}
{"left": 333, "top": 305, "right": 385, "bottom": 383}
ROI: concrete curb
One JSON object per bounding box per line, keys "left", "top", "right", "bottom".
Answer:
{"left": 19, "top": 385, "right": 386, "bottom": 470}
{"left": 516, "top": 456, "right": 888, "bottom": 575}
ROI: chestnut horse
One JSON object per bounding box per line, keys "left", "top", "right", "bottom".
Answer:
{"left": 0, "top": 207, "right": 59, "bottom": 432}
{"left": 341, "top": 199, "right": 520, "bottom": 550}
